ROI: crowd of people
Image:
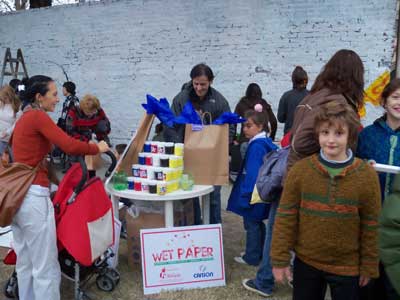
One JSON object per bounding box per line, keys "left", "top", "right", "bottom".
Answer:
{"left": 1, "top": 47, "right": 400, "bottom": 300}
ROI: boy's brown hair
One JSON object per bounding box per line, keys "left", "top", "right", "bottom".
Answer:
{"left": 80, "top": 94, "right": 101, "bottom": 114}
{"left": 314, "top": 101, "right": 360, "bottom": 149}
{"left": 381, "top": 78, "right": 400, "bottom": 107}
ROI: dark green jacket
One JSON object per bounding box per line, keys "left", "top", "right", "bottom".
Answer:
{"left": 379, "top": 174, "right": 400, "bottom": 294}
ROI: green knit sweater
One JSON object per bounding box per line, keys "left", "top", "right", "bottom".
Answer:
{"left": 271, "top": 154, "right": 381, "bottom": 278}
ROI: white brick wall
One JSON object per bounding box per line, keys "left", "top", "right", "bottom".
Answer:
{"left": 0, "top": 0, "right": 397, "bottom": 143}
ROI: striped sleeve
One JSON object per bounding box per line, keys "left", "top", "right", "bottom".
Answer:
{"left": 270, "top": 162, "right": 302, "bottom": 267}
{"left": 359, "top": 165, "right": 381, "bottom": 278}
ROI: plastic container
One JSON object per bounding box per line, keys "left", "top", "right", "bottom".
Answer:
{"left": 113, "top": 171, "right": 127, "bottom": 190}
{"left": 180, "top": 174, "right": 194, "bottom": 191}
{"left": 157, "top": 182, "right": 167, "bottom": 195}
{"left": 160, "top": 155, "right": 170, "bottom": 168}
{"left": 148, "top": 180, "right": 157, "bottom": 194}
{"left": 157, "top": 142, "right": 166, "bottom": 154}
{"left": 143, "top": 142, "right": 151, "bottom": 153}
{"left": 127, "top": 177, "right": 135, "bottom": 190}
{"left": 174, "top": 143, "right": 184, "bottom": 156}
{"left": 132, "top": 164, "right": 140, "bottom": 177}
{"left": 165, "top": 142, "right": 174, "bottom": 154}
{"left": 151, "top": 142, "right": 158, "bottom": 154}
{"left": 138, "top": 153, "right": 146, "bottom": 165}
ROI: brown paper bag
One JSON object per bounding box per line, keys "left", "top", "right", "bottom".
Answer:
{"left": 118, "top": 113, "right": 155, "bottom": 175}
{"left": 183, "top": 123, "right": 229, "bottom": 185}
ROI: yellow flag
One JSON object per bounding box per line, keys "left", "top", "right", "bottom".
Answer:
{"left": 360, "top": 70, "right": 390, "bottom": 117}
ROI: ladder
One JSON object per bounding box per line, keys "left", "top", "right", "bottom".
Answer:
{"left": 0, "top": 48, "right": 28, "bottom": 87}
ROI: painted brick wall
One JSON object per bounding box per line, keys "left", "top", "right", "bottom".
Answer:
{"left": 0, "top": 0, "right": 397, "bottom": 143}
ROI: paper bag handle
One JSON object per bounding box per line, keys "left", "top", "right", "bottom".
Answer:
{"left": 201, "top": 112, "right": 213, "bottom": 125}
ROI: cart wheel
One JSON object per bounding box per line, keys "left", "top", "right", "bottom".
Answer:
{"left": 96, "top": 274, "right": 115, "bottom": 292}
{"left": 3, "top": 275, "right": 18, "bottom": 299}
{"left": 106, "top": 269, "right": 120, "bottom": 286}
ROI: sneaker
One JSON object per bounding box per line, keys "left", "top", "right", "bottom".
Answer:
{"left": 288, "top": 279, "right": 293, "bottom": 288}
{"left": 242, "top": 279, "right": 272, "bottom": 297}
{"left": 240, "top": 251, "right": 245, "bottom": 257}
{"left": 234, "top": 256, "right": 247, "bottom": 264}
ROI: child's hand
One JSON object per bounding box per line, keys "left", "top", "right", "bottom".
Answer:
{"left": 359, "top": 276, "right": 370, "bottom": 287}
{"left": 272, "top": 266, "right": 292, "bottom": 285}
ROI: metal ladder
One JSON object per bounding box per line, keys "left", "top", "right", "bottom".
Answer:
{"left": 0, "top": 48, "right": 28, "bottom": 87}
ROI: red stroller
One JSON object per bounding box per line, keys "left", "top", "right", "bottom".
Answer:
{"left": 3, "top": 151, "right": 120, "bottom": 300}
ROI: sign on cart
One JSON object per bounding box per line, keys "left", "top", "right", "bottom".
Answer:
{"left": 140, "top": 224, "right": 225, "bottom": 295}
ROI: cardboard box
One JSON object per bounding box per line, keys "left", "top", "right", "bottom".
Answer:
{"left": 125, "top": 200, "right": 194, "bottom": 267}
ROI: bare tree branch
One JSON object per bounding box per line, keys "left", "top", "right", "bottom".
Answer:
{"left": 0, "top": 0, "right": 14, "bottom": 11}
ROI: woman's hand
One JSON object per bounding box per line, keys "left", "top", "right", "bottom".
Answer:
{"left": 97, "top": 140, "right": 110, "bottom": 153}
{"left": 272, "top": 266, "right": 292, "bottom": 285}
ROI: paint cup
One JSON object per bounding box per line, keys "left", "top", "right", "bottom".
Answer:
{"left": 132, "top": 164, "right": 141, "bottom": 177}
{"left": 163, "top": 169, "right": 173, "bottom": 181}
{"left": 152, "top": 154, "right": 161, "bottom": 167}
{"left": 138, "top": 153, "right": 146, "bottom": 165}
{"left": 151, "top": 142, "right": 158, "bottom": 154}
{"left": 134, "top": 179, "right": 142, "bottom": 191}
{"left": 169, "top": 156, "right": 179, "bottom": 168}
{"left": 165, "top": 142, "right": 174, "bottom": 154}
{"left": 145, "top": 154, "right": 153, "bottom": 166}
{"left": 127, "top": 177, "right": 134, "bottom": 190}
{"left": 160, "top": 155, "right": 170, "bottom": 168}
{"left": 176, "top": 156, "right": 184, "bottom": 167}
{"left": 141, "top": 180, "right": 149, "bottom": 193}
{"left": 148, "top": 180, "right": 157, "bottom": 194}
{"left": 143, "top": 141, "right": 151, "bottom": 153}
{"left": 157, "top": 182, "right": 167, "bottom": 195}
{"left": 139, "top": 166, "right": 148, "bottom": 179}
{"left": 174, "top": 143, "right": 184, "bottom": 156}
{"left": 157, "top": 142, "right": 166, "bottom": 154}
{"left": 154, "top": 168, "right": 164, "bottom": 181}
{"left": 146, "top": 167, "right": 155, "bottom": 180}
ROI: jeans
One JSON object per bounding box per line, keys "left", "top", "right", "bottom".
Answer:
{"left": 193, "top": 186, "right": 222, "bottom": 224}
{"left": 254, "top": 198, "right": 279, "bottom": 294}
{"left": 293, "top": 257, "right": 359, "bottom": 300}
{"left": 243, "top": 218, "right": 265, "bottom": 265}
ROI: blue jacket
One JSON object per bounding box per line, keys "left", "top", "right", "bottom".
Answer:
{"left": 227, "top": 137, "right": 277, "bottom": 221}
{"left": 357, "top": 116, "right": 400, "bottom": 200}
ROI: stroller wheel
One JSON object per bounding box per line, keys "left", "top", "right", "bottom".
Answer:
{"left": 3, "top": 273, "right": 18, "bottom": 299}
{"left": 96, "top": 274, "right": 115, "bottom": 292}
{"left": 106, "top": 268, "right": 120, "bottom": 286}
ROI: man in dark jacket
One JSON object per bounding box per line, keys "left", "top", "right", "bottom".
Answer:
{"left": 164, "top": 63, "right": 233, "bottom": 225}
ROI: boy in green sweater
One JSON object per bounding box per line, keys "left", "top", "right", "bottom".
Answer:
{"left": 271, "top": 101, "right": 381, "bottom": 300}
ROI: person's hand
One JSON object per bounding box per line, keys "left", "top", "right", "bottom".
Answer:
{"left": 359, "top": 276, "right": 370, "bottom": 287}
{"left": 273, "top": 266, "right": 292, "bottom": 285}
{"left": 97, "top": 140, "right": 110, "bottom": 153}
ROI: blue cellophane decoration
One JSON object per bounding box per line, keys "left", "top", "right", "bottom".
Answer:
{"left": 142, "top": 95, "right": 246, "bottom": 126}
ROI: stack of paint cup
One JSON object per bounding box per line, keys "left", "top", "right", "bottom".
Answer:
{"left": 127, "top": 141, "right": 185, "bottom": 194}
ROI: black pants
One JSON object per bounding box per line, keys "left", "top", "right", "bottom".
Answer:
{"left": 293, "top": 258, "right": 360, "bottom": 300}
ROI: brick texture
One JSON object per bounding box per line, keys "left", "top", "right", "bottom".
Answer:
{"left": 0, "top": 0, "right": 397, "bottom": 143}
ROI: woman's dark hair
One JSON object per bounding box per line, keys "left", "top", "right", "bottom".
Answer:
{"left": 19, "top": 75, "right": 53, "bottom": 104}
{"left": 63, "top": 81, "right": 76, "bottom": 96}
{"left": 311, "top": 49, "right": 364, "bottom": 108}
{"left": 245, "top": 83, "right": 262, "bottom": 100}
{"left": 381, "top": 78, "right": 400, "bottom": 107}
{"left": 190, "top": 63, "right": 214, "bottom": 81}
{"left": 292, "top": 66, "right": 308, "bottom": 89}
{"left": 9, "top": 79, "right": 21, "bottom": 92}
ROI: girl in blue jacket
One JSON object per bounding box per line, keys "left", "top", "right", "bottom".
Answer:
{"left": 357, "top": 78, "right": 400, "bottom": 300}
{"left": 227, "top": 104, "right": 277, "bottom": 266}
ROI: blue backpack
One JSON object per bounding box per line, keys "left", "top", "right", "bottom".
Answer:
{"left": 256, "top": 146, "right": 290, "bottom": 203}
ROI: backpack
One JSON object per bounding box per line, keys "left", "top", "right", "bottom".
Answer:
{"left": 255, "top": 146, "right": 290, "bottom": 203}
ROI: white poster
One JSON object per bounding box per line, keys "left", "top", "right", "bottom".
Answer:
{"left": 140, "top": 224, "right": 225, "bottom": 295}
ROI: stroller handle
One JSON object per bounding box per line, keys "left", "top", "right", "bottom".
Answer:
{"left": 72, "top": 150, "right": 117, "bottom": 198}
{"left": 104, "top": 150, "right": 117, "bottom": 178}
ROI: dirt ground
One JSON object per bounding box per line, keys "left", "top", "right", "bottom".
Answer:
{"left": 0, "top": 208, "right": 292, "bottom": 300}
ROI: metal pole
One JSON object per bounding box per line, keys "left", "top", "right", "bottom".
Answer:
{"left": 396, "top": 0, "right": 400, "bottom": 78}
